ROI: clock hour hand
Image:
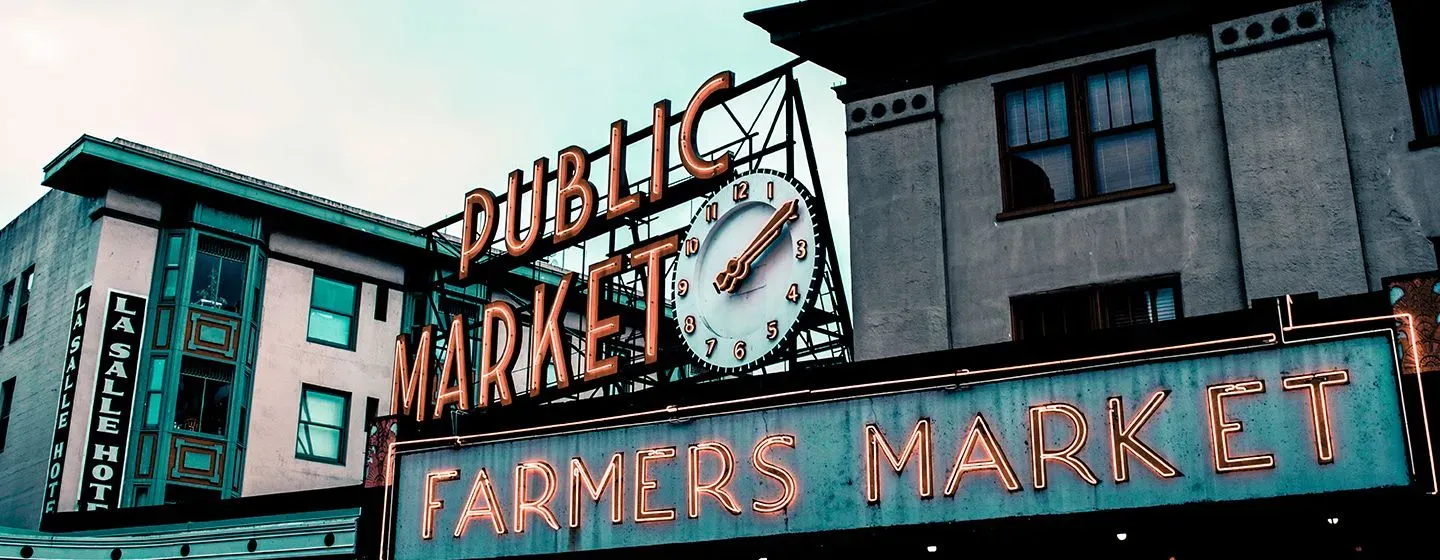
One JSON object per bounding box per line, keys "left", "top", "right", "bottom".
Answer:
{"left": 713, "top": 199, "right": 798, "bottom": 293}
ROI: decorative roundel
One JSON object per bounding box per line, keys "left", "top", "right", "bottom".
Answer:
{"left": 674, "top": 169, "right": 822, "bottom": 373}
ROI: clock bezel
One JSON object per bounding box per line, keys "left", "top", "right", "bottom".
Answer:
{"left": 672, "top": 168, "right": 826, "bottom": 374}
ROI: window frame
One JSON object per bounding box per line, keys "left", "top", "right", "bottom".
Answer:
{"left": 1010, "top": 275, "right": 1183, "bottom": 341}
{"left": 994, "top": 51, "right": 1171, "bottom": 218}
{"left": 306, "top": 274, "right": 361, "bottom": 351}
{"left": 1394, "top": 0, "right": 1440, "bottom": 149}
{"left": 0, "top": 280, "right": 13, "bottom": 349}
{"left": 0, "top": 377, "right": 14, "bottom": 453}
{"left": 10, "top": 267, "right": 34, "bottom": 342}
{"left": 295, "top": 384, "right": 351, "bottom": 465}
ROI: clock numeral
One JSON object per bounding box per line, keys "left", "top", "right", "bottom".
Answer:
{"left": 796, "top": 239, "right": 808, "bottom": 260}
{"left": 677, "top": 278, "right": 689, "bottom": 297}
{"left": 684, "top": 237, "right": 700, "bottom": 256}
{"left": 705, "top": 202, "right": 718, "bottom": 223}
{"left": 705, "top": 338, "right": 717, "bottom": 357}
{"left": 766, "top": 320, "right": 779, "bottom": 340}
{"left": 786, "top": 283, "right": 800, "bottom": 303}
{"left": 766, "top": 181, "right": 775, "bottom": 200}
{"left": 683, "top": 315, "right": 696, "bottom": 334}
{"left": 733, "top": 181, "right": 749, "bottom": 202}
{"left": 733, "top": 340, "right": 747, "bottom": 360}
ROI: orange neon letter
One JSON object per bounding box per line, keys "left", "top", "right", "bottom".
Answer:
{"left": 607, "top": 120, "right": 640, "bottom": 219}
{"left": 459, "top": 188, "right": 497, "bottom": 281}
{"left": 530, "top": 273, "right": 574, "bottom": 394}
{"left": 569, "top": 453, "right": 624, "bottom": 528}
{"left": 478, "top": 301, "right": 517, "bottom": 408}
{"left": 1107, "top": 391, "right": 1181, "bottom": 483}
{"left": 514, "top": 461, "right": 560, "bottom": 533}
{"left": 392, "top": 327, "right": 433, "bottom": 421}
{"left": 423, "top": 469, "right": 459, "bottom": 540}
{"left": 1029, "top": 403, "right": 1100, "bottom": 489}
{"left": 454, "top": 468, "right": 507, "bottom": 537}
{"left": 1207, "top": 380, "right": 1276, "bottom": 473}
{"left": 650, "top": 99, "right": 670, "bottom": 202}
{"left": 944, "top": 413, "right": 1022, "bottom": 496}
{"left": 634, "top": 447, "right": 677, "bottom": 523}
{"left": 584, "top": 256, "right": 625, "bottom": 380}
{"left": 751, "top": 434, "right": 798, "bottom": 513}
{"left": 679, "top": 71, "right": 734, "bottom": 180}
{"left": 505, "top": 160, "right": 548, "bottom": 258}
{"left": 687, "top": 441, "right": 742, "bottom": 518}
{"left": 554, "top": 146, "right": 594, "bottom": 243}
{"left": 1283, "top": 370, "right": 1350, "bottom": 464}
{"left": 864, "top": 419, "right": 933, "bottom": 503}
{"left": 629, "top": 234, "right": 679, "bottom": 365}
{"left": 432, "top": 314, "right": 472, "bottom": 419}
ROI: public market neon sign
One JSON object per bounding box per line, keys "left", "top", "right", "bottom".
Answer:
{"left": 413, "top": 370, "right": 1352, "bottom": 540}
{"left": 395, "top": 72, "right": 737, "bottom": 419}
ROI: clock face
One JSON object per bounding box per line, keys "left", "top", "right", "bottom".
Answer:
{"left": 674, "top": 169, "right": 822, "bottom": 373}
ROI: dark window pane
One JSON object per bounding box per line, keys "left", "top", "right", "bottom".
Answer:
{"left": 1103, "top": 284, "right": 1179, "bottom": 328}
{"left": 1107, "top": 70, "right": 1132, "bottom": 128}
{"left": 1421, "top": 84, "right": 1440, "bottom": 138}
{"left": 1004, "top": 91, "right": 1028, "bottom": 146}
{"left": 374, "top": 287, "right": 389, "bottom": 321}
{"left": 1046, "top": 82, "right": 1069, "bottom": 139}
{"left": 1025, "top": 86, "right": 1049, "bottom": 143}
{"left": 1008, "top": 145, "right": 1076, "bottom": 208}
{"left": 1093, "top": 129, "right": 1161, "bottom": 193}
{"left": 174, "top": 359, "right": 232, "bottom": 436}
{"left": 1129, "top": 65, "right": 1154, "bottom": 123}
{"left": 1013, "top": 291, "right": 1093, "bottom": 340}
{"left": 1087, "top": 73, "right": 1111, "bottom": 131}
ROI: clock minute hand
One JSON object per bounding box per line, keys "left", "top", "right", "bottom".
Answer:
{"left": 713, "top": 199, "right": 799, "bottom": 293}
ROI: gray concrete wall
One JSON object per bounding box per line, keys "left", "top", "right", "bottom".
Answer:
{"left": 1328, "top": 0, "right": 1440, "bottom": 284}
{"left": 0, "top": 190, "right": 105, "bottom": 528}
{"left": 933, "top": 36, "right": 1245, "bottom": 347}
{"left": 1214, "top": 7, "right": 1369, "bottom": 301}
{"left": 844, "top": 118, "right": 951, "bottom": 360}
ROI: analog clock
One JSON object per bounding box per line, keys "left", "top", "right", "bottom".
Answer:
{"left": 674, "top": 169, "right": 822, "bottom": 373}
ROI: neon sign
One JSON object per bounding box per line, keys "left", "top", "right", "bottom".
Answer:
{"left": 392, "top": 335, "right": 1418, "bottom": 560}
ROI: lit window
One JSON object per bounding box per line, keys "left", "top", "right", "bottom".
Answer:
{"left": 308, "top": 275, "right": 359, "bottom": 349}
{"left": 296, "top": 385, "right": 349, "bottom": 464}
{"left": 997, "top": 54, "right": 1165, "bottom": 213}
{"left": 1011, "top": 277, "right": 1180, "bottom": 340}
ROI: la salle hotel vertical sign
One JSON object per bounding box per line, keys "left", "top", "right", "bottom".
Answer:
{"left": 77, "top": 290, "right": 147, "bottom": 510}
{"left": 41, "top": 286, "right": 90, "bottom": 515}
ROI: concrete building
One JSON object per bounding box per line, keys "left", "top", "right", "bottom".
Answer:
{"left": 0, "top": 135, "right": 589, "bottom": 530}
{"left": 748, "top": 0, "right": 1440, "bottom": 360}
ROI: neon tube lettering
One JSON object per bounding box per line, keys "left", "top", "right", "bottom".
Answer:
{"left": 422, "top": 469, "right": 459, "bottom": 540}
{"left": 1029, "top": 403, "right": 1100, "bottom": 489}
{"left": 458, "top": 188, "right": 496, "bottom": 281}
{"left": 454, "top": 467, "right": 507, "bottom": 537}
{"left": 1206, "top": 380, "right": 1276, "bottom": 473}
{"left": 553, "top": 146, "right": 594, "bottom": 244}
{"left": 530, "top": 273, "right": 574, "bottom": 393}
{"left": 569, "top": 453, "right": 624, "bottom": 528}
{"left": 679, "top": 71, "right": 734, "bottom": 179}
{"left": 584, "top": 256, "right": 624, "bottom": 380}
{"left": 392, "top": 326, "right": 432, "bottom": 421}
{"left": 514, "top": 461, "right": 560, "bottom": 533}
{"left": 629, "top": 235, "right": 679, "bottom": 365}
{"left": 478, "top": 301, "right": 517, "bottom": 407}
{"left": 687, "top": 441, "right": 741, "bottom": 518}
{"left": 943, "top": 413, "right": 1021, "bottom": 495}
{"left": 864, "top": 419, "right": 933, "bottom": 503}
{"left": 504, "top": 160, "right": 547, "bottom": 257}
{"left": 634, "top": 447, "right": 677, "bottom": 523}
{"left": 607, "top": 120, "right": 640, "bottom": 219}
{"left": 1282, "top": 370, "right": 1351, "bottom": 464}
{"left": 1107, "top": 390, "right": 1181, "bottom": 483}
{"left": 751, "top": 434, "right": 797, "bottom": 513}
{"left": 432, "top": 314, "right": 471, "bottom": 419}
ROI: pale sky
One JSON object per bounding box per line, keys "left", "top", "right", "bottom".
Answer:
{"left": 0, "top": 0, "right": 850, "bottom": 288}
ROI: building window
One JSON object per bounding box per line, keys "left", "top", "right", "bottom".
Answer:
{"left": 0, "top": 378, "right": 14, "bottom": 452}
{"left": 296, "top": 385, "right": 350, "bottom": 465}
{"left": 160, "top": 234, "right": 184, "bottom": 300}
{"left": 1395, "top": 1, "right": 1440, "bottom": 144}
{"left": 173, "top": 357, "right": 231, "bottom": 436}
{"left": 1011, "top": 277, "right": 1180, "bottom": 341}
{"left": 0, "top": 280, "right": 13, "bottom": 347}
{"left": 143, "top": 356, "right": 169, "bottom": 428}
{"left": 374, "top": 286, "right": 389, "bottom": 321}
{"left": 308, "top": 276, "right": 359, "bottom": 349}
{"left": 10, "top": 268, "right": 34, "bottom": 342}
{"left": 191, "top": 237, "right": 248, "bottom": 315}
{"left": 997, "top": 54, "right": 1165, "bottom": 213}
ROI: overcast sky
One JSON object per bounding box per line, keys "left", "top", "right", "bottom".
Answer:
{"left": 0, "top": 0, "right": 850, "bottom": 286}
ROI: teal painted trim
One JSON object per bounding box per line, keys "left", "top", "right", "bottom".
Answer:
{"left": 0, "top": 509, "right": 358, "bottom": 560}
{"left": 44, "top": 138, "right": 425, "bottom": 248}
